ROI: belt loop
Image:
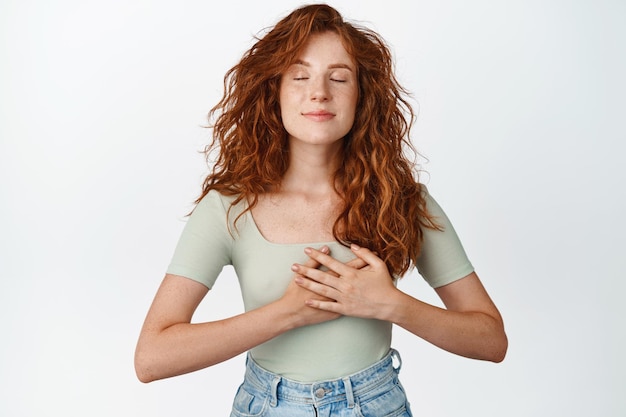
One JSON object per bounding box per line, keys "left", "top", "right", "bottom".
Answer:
{"left": 342, "top": 377, "right": 355, "bottom": 409}
{"left": 390, "top": 348, "right": 402, "bottom": 373}
{"left": 269, "top": 376, "right": 280, "bottom": 407}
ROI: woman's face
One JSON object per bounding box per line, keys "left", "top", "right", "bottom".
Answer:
{"left": 279, "top": 31, "right": 358, "bottom": 149}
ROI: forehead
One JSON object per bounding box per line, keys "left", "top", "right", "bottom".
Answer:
{"left": 291, "top": 32, "right": 355, "bottom": 69}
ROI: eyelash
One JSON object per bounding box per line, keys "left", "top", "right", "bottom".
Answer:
{"left": 292, "top": 77, "right": 347, "bottom": 83}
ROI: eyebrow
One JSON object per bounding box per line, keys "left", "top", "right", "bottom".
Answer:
{"left": 293, "top": 59, "right": 354, "bottom": 71}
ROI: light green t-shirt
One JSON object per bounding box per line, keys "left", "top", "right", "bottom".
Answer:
{"left": 166, "top": 189, "right": 473, "bottom": 381}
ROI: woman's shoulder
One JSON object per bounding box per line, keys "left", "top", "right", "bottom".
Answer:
{"left": 194, "top": 189, "right": 248, "bottom": 231}
{"left": 197, "top": 189, "right": 241, "bottom": 209}
{"left": 419, "top": 184, "right": 444, "bottom": 216}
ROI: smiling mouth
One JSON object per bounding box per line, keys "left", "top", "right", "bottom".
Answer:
{"left": 303, "top": 110, "right": 335, "bottom": 121}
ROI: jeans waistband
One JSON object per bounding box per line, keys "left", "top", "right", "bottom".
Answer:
{"left": 243, "top": 348, "right": 402, "bottom": 408}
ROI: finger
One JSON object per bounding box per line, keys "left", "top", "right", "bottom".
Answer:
{"left": 305, "top": 298, "right": 342, "bottom": 314}
{"left": 299, "top": 245, "right": 330, "bottom": 270}
{"left": 292, "top": 263, "right": 340, "bottom": 289}
{"left": 345, "top": 256, "right": 368, "bottom": 270}
{"left": 304, "top": 247, "right": 354, "bottom": 277}
{"left": 349, "top": 243, "right": 384, "bottom": 268}
{"left": 295, "top": 274, "right": 340, "bottom": 299}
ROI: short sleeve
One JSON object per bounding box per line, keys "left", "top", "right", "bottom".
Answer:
{"left": 416, "top": 189, "right": 474, "bottom": 288}
{"left": 166, "top": 190, "right": 233, "bottom": 288}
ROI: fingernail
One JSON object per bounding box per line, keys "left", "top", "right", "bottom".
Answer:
{"left": 351, "top": 243, "right": 361, "bottom": 251}
{"left": 320, "top": 245, "right": 329, "bottom": 254}
{"left": 304, "top": 247, "right": 312, "bottom": 254}
{"left": 291, "top": 264, "right": 299, "bottom": 271}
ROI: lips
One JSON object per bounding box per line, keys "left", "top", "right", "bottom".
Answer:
{"left": 303, "top": 110, "right": 335, "bottom": 121}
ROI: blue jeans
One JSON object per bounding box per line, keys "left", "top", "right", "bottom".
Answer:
{"left": 229, "top": 349, "right": 412, "bottom": 417}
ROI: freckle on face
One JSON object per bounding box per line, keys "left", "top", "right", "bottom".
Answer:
{"left": 279, "top": 32, "right": 358, "bottom": 147}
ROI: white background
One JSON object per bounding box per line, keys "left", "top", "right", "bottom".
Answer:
{"left": 1, "top": 0, "right": 625, "bottom": 416}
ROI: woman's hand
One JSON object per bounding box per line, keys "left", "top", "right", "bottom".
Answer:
{"left": 292, "top": 245, "right": 507, "bottom": 362}
{"left": 291, "top": 244, "right": 399, "bottom": 320}
{"left": 135, "top": 246, "right": 370, "bottom": 382}
{"left": 279, "top": 245, "right": 342, "bottom": 327}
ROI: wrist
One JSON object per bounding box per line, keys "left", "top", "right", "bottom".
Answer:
{"left": 380, "top": 288, "right": 413, "bottom": 324}
{"left": 270, "top": 297, "right": 304, "bottom": 332}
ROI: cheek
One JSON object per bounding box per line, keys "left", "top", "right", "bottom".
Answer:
{"left": 278, "top": 93, "right": 297, "bottom": 132}
{"left": 279, "top": 88, "right": 297, "bottom": 113}
{"left": 344, "top": 85, "right": 358, "bottom": 109}
{"left": 278, "top": 81, "right": 290, "bottom": 107}
{"left": 345, "top": 92, "right": 358, "bottom": 120}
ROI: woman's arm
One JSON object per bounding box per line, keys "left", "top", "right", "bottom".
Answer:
{"left": 134, "top": 252, "right": 342, "bottom": 383}
{"left": 390, "top": 271, "right": 507, "bottom": 362}
{"left": 292, "top": 245, "right": 508, "bottom": 362}
{"left": 134, "top": 247, "right": 367, "bottom": 383}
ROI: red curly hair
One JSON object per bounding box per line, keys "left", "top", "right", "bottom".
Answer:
{"left": 197, "top": 4, "right": 440, "bottom": 277}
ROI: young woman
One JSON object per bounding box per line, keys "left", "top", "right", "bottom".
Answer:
{"left": 135, "top": 4, "right": 507, "bottom": 416}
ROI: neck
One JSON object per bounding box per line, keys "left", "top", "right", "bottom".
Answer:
{"left": 280, "top": 139, "right": 343, "bottom": 195}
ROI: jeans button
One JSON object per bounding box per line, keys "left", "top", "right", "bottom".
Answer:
{"left": 315, "top": 387, "right": 325, "bottom": 398}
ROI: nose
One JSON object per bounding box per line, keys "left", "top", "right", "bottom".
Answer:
{"left": 310, "top": 77, "right": 330, "bottom": 102}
